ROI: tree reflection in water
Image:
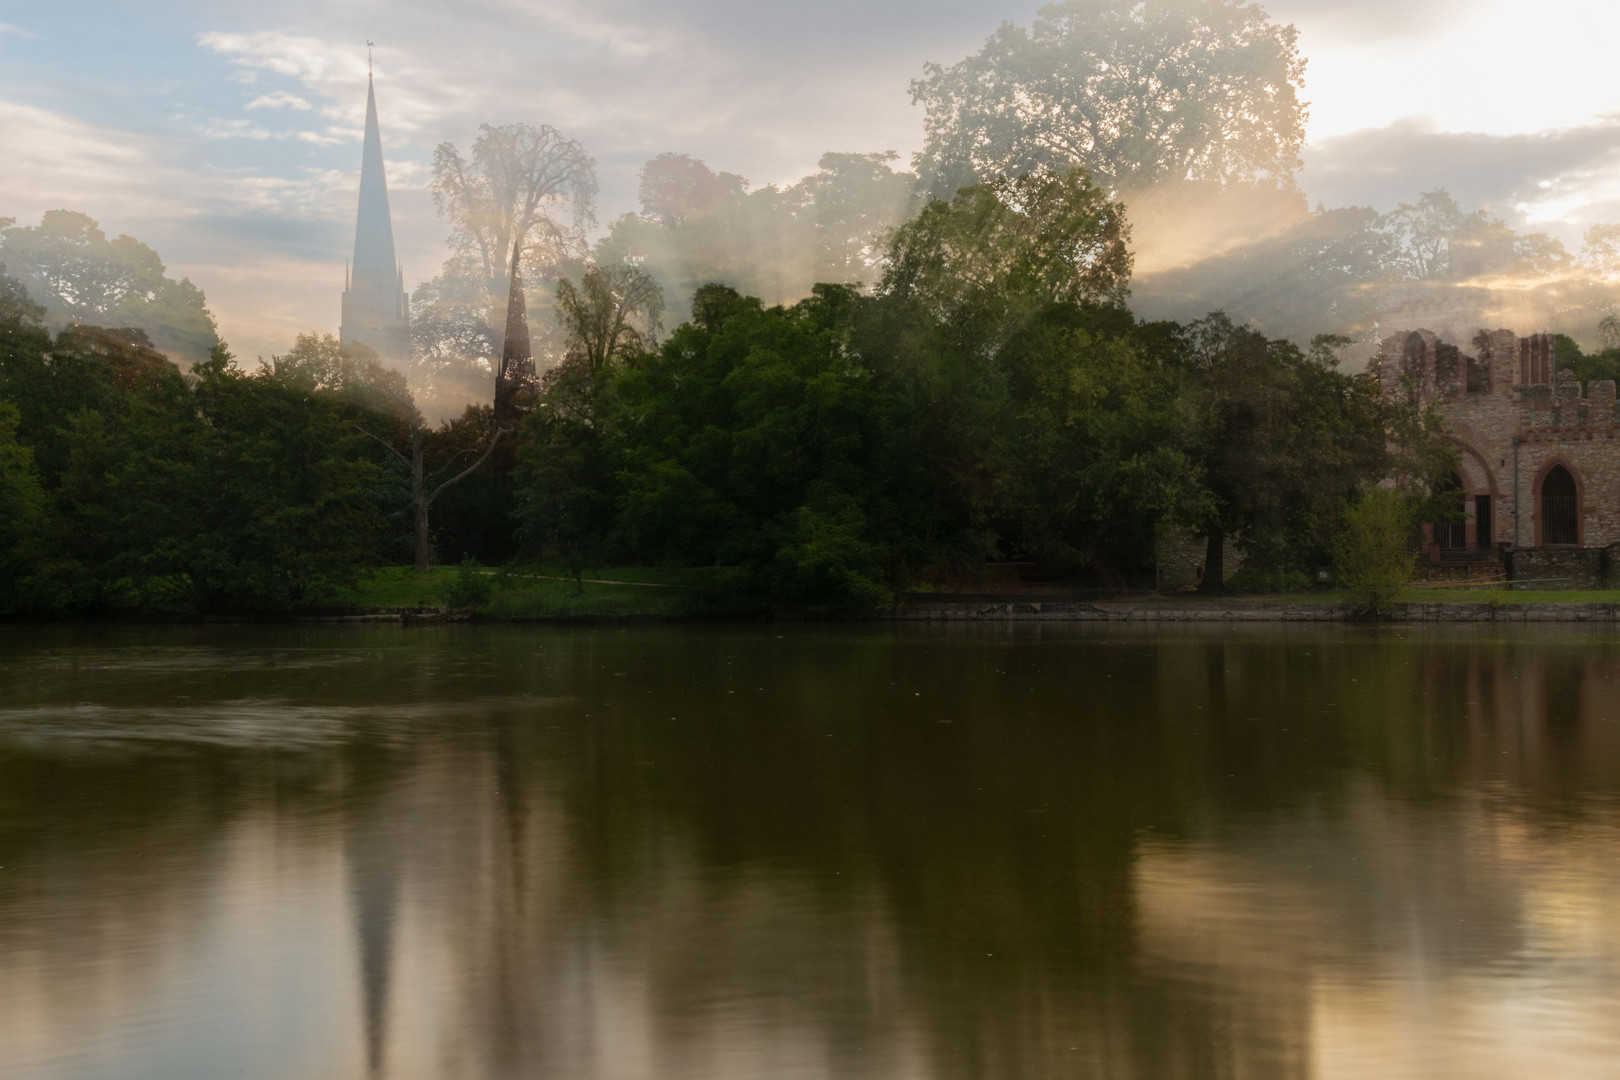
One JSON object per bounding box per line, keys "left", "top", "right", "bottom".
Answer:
{"left": 2, "top": 625, "right": 1620, "bottom": 1079}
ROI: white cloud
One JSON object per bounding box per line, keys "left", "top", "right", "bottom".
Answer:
{"left": 0, "top": 98, "right": 184, "bottom": 223}
{"left": 196, "top": 117, "right": 273, "bottom": 140}
{"left": 245, "top": 91, "right": 312, "bottom": 111}
{"left": 0, "top": 22, "right": 38, "bottom": 40}
{"left": 195, "top": 30, "right": 463, "bottom": 136}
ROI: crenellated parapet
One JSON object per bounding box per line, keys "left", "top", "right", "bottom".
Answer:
{"left": 1378, "top": 329, "right": 1619, "bottom": 427}
{"left": 1376, "top": 328, "right": 1620, "bottom": 559}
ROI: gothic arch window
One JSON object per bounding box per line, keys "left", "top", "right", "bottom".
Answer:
{"left": 1540, "top": 465, "right": 1578, "bottom": 546}
{"left": 1431, "top": 473, "right": 1466, "bottom": 551}
{"left": 1403, "top": 332, "right": 1428, "bottom": 385}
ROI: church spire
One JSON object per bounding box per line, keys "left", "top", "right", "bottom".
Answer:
{"left": 340, "top": 67, "right": 410, "bottom": 369}
{"left": 494, "top": 238, "right": 535, "bottom": 426}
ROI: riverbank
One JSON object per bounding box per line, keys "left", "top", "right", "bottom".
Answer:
{"left": 22, "top": 566, "right": 1620, "bottom": 623}
{"left": 339, "top": 568, "right": 1620, "bottom": 623}
{"left": 884, "top": 598, "right": 1620, "bottom": 622}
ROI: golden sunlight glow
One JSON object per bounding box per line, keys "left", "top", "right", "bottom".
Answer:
{"left": 1298, "top": 1, "right": 1620, "bottom": 140}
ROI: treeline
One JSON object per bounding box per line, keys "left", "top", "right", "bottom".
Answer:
{"left": 0, "top": 170, "right": 1449, "bottom": 615}
{"left": 517, "top": 171, "right": 1447, "bottom": 607}
{"left": 0, "top": 274, "right": 391, "bottom": 612}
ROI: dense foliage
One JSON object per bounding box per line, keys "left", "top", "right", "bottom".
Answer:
{"left": 0, "top": 167, "right": 1451, "bottom": 615}
{"left": 512, "top": 171, "right": 1438, "bottom": 608}
{"left": 0, "top": 294, "right": 388, "bottom": 613}
{"left": 911, "top": 0, "right": 1308, "bottom": 196}
{"left": 0, "top": 212, "right": 221, "bottom": 365}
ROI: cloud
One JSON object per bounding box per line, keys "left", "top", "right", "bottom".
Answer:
{"left": 0, "top": 22, "right": 38, "bottom": 40}
{"left": 195, "top": 30, "right": 466, "bottom": 136}
{"left": 245, "top": 91, "right": 312, "bottom": 111}
{"left": 195, "top": 117, "right": 274, "bottom": 140}
{"left": 1302, "top": 117, "right": 1620, "bottom": 241}
{"left": 0, "top": 98, "right": 183, "bottom": 223}
{"left": 1266, "top": 0, "right": 1483, "bottom": 42}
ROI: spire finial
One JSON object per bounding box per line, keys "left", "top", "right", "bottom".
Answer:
{"left": 366, "top": 41, "right": 374, "bottom": 79}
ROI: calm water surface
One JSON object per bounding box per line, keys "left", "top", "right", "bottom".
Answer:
{"left": 3, "top": 623, "right": 1620, "bottom": 1079}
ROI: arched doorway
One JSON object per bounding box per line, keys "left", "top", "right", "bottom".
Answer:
{"left": 1431, "top": 473, "right": 1466, "bottom": 551}
{"left": 1540, "top": 465, "right": 1578, "bottom": 545}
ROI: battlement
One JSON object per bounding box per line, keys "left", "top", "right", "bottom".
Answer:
{"left": 1378, "top": 329, "right": 1618, "bottom": 427}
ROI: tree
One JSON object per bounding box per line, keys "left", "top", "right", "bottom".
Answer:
{"left": 911, "top": 0, "right": 1308, "bottom": 196}
{"left": 514, "top": 357, "right": 618, "bottom": 585}
{"left": 1179, "top": 316, "right": 1389, "bottom": 590}
{"left": 0, "top": 211, "right": 220, "bottom": 364}
{"left": 409, "top": 270, "right": 501, "bottom": 415}
{"left": 637, "top": 153, "right": 747, "bottom": 228}
{"left": 1514, "top": 232, "right": 1570, "bottom": 277}
{"left": 881, "top": 169, "right": 1132, "bottom": 323}
{"left": 365, "top": 407, "right": 507, "bottom": 572}
{"left": 553, "top": 264, "right": 664, "bottom": 374}
{"left": 273, "top": 333, "right": 507, "bottom": 572}
{"left": 989, "top": 304, "right": 1195, "bottom": 578}
{"left": 801, "top": 151, "right": 919, "bottom": 286}
{"left": 431, "top": 123, "right": 597, "bottom": 289}
{"left": 599, "top": 151, "right": 923, "bottom": 328}
{"left": 0, "top": 400, "right": 45, "bottom": 611}
{"left": 1334, "top": 488, "right": 1416, "bottom": 615}
{"left": 182, "top": 349, "right": 385, "bottom": 609}
{"left": 1376, "top": 189, "right": 1496, "bottom": 280}
{"left": 1580, "top": 224, "right": 1620, "bottom": 279}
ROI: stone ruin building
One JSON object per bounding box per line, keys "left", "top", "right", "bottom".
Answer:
{"left": 1385, "top": 329, "right": 1620, "bottom": 587}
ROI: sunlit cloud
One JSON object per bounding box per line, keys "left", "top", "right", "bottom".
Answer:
{"left": 0, "top": 97, "right": 181, "bottom": 222}
{"left": 1301, "top": 117, "right": 1620, "bottom": 244}
{"left": 11, "top": 0, "right": 1620, "bottom": 368}
{"left": 196, "top": 117, "right": 274, "bottom": 141}
{"left": 195, "top": 30, "right": 462, "bottom": 135}
{"left": 245, "top": 91, "right": 312, "bottom": 111}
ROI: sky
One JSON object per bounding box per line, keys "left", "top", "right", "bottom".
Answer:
{"left": 5, "top": 0, "right": 1620, "bottom": 361}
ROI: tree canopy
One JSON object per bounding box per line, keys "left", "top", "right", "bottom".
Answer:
{"left": 911, "top": 0, "right": 1308, "bottom": 197}
{"left": 0, "top": 211, "right": 220, "bottom": 365}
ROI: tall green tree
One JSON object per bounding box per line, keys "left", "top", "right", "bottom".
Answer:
{"left": 0, "top": 401, "right": 45, "bottom": 611}
{"left": 180, "top": 350, "right": 385, "bottom": 609}
{"left": 1179, "top": 318, "right": 1390, "bottom": 588}
{"left": 0, "top": 211, "right": 220, "bottom": 364}
{"left": 911, "top": 0, "right": 1308, "bottom": 196}
{"left": 881, "top": 169, "right": 1132, "bottom": 322}
{"left": 597, "top": 150, "right": 921, "bottom": 325}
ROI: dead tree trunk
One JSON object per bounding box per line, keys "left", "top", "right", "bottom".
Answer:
{"left": 356, "top": 415, "right": 507, "bottom": 573}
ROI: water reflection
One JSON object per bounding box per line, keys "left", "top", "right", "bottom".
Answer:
{"left": 2, "top": 626, "right": 1620, "bottom": 1078}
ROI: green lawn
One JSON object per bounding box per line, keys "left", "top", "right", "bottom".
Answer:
{"left": 338, "top": 566, "right": 1620, "bottom": 618}
{"left": 1142, "top": 588, "right": 1620, "bottom": 606}
{"left": 336, "top": 564, "right": 750, "bottom": 618}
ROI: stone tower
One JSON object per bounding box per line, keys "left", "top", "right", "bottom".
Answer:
{"left": 340, "top": 73, "right": 410, "bottom": 370}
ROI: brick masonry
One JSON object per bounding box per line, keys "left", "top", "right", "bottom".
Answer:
{"left": 1381, "top": 328, "right": 1620, "bottom": 587}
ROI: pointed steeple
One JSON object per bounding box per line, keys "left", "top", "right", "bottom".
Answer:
{"left": 494, "top": 239, "right": 535, "bottom": 426}
{"left": 341, "top": 72, "right": 410, "bottom": 370}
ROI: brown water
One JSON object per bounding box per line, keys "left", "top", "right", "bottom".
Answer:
{"left": 2, "top": 624, "right": 1620, "bottom": 1080}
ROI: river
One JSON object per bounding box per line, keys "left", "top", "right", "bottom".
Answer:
{"left": 2, "top": 624, "right": 1619, "bottom": 1079}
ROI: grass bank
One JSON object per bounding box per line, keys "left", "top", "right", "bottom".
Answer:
{"left": 336, "top": 568, "right": 1620, "bottom": 621}
{"left": 338, "top": 565, "right": 758, "bottom": 619}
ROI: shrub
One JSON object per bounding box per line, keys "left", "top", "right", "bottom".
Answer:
{"left": 444, "top": 558, "right": 496, "bottom": 610}
{"left": 1334, "top": 489, "right": 1416, "bottom": 615}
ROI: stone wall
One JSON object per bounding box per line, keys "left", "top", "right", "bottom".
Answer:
{"left": 1380, "top": 329, "right": 1620, "bottom": 551}
{"left": 1510, "top": 546, "right": 1614, "bottom": 589}
{"left": 1156, "top": 527, "right": 1246, "bottom": 590}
